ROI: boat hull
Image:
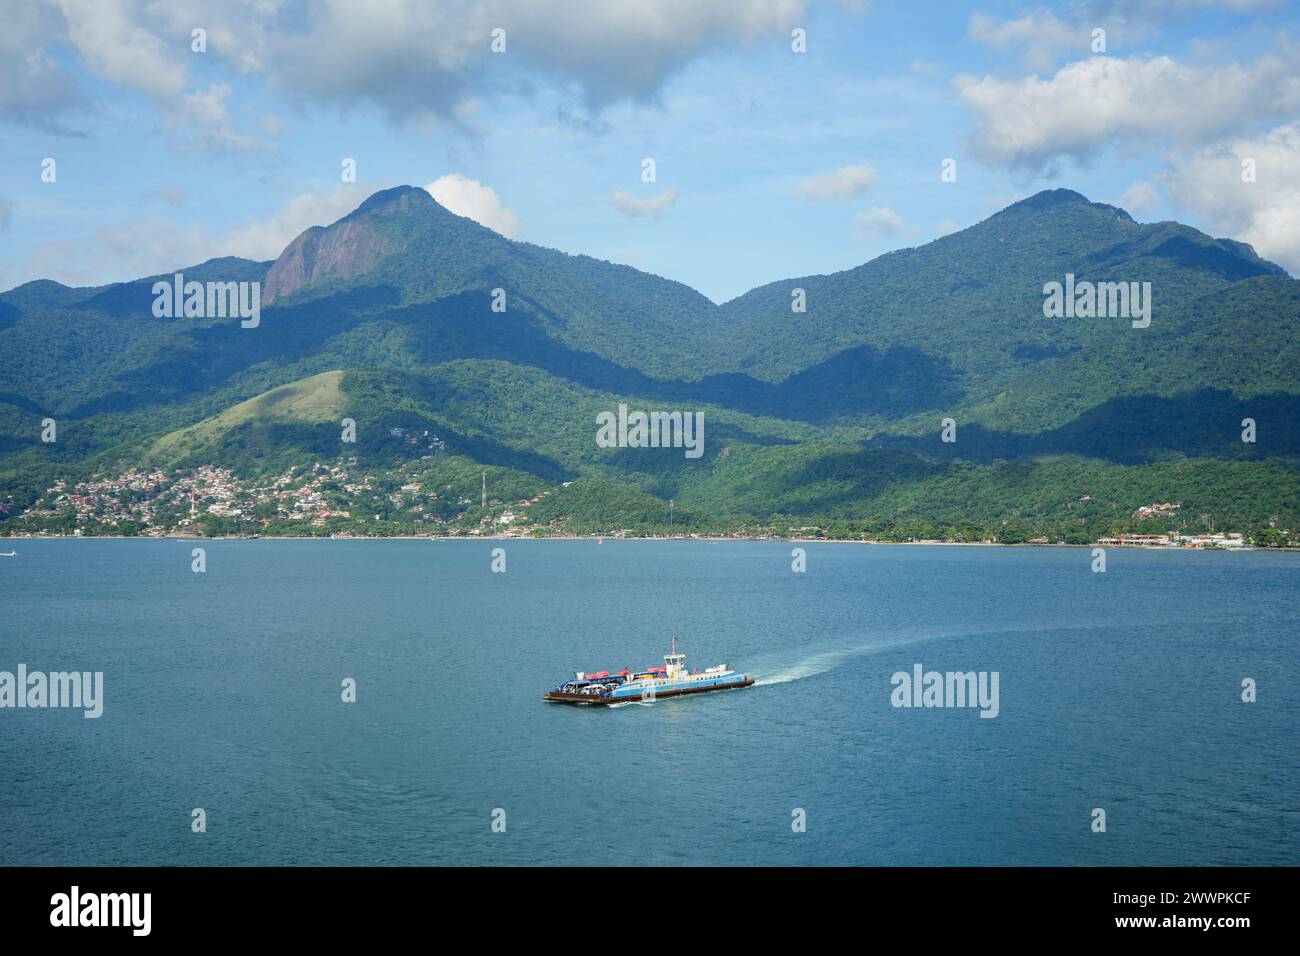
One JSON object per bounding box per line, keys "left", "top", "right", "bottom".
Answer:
{"left": 543, "top": 677, "right": 754, "bottom": 706}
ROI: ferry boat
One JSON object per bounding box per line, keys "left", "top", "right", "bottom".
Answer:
{"left": 543, "top": 637, "right": 753, "bottom": 705}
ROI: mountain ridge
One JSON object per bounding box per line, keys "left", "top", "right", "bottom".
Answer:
{"left": 2, "top": 186, "right": 1297, "bottom": 541}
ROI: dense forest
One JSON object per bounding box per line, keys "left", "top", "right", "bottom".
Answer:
{"left": 2, "top": 186, "right": 1297, "bottom": 543}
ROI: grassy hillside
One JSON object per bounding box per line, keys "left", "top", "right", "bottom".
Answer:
{"left": 148, "top": 370, "right": 348, "bottom": 464}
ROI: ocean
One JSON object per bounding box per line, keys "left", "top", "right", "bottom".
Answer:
{"left": 1, "top": 539, "right": 1295, "bottom": 866}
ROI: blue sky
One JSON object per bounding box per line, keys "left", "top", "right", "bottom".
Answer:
{"left": 2, "top": 0, "right": 1297, "bottom": 302}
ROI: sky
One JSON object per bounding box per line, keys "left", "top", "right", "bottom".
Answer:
{"left": 1, "top": 0, "right": 1297, "bottom": 303}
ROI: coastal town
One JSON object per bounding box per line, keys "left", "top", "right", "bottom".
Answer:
{"left": 4, "top": 460, "right": 549, "bottom": 539}
{"left": 1, "top": 461, "right": 1293, "bottom": 548}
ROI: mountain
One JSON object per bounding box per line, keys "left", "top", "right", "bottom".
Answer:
{"left": 2, "top": 186, "right": 1297, "bottom": 541}
{"left": 263, "top": 185, "right": 721, "bottom": 378}
{"left": 717, "top": 189, "right": 1290, "bottom": 428}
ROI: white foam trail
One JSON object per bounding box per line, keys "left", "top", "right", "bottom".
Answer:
{"left": 749, "top": 628, "right": 967, "bottom": 687}
{"left": 627, "top": 624, "right": 1046, "bottom": 694}
{"left": 753, "top": 647, "right": 869, "bottom": 686}
{"left": 752, "top": 656, "right": 812, "bottom": 686}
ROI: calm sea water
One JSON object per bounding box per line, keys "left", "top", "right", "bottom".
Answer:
{"left": 1, "top": 539, "right": 1295, "bottom": 866}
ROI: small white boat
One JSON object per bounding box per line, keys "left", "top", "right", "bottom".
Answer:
{"left": 0, "top": 551, "right": 16, "bottom": 557}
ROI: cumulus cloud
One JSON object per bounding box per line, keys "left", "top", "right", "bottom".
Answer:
{"left": 797, "top": 164, "right": 878, "bottom": 200}
{"left": 493, "top": 0, "right": 806, "bottom": 106}
{"left": 223, "top": 184, "right": 379, "bottom": 260}
{"left": 0, "top": 3, "right": 88, "bottom": 132}
{"left": 935, "top": 218, "right": 962, "bottom": 237}
{"left": 855, "top": 206, "right": 906, "bottom": 237}
{"left": 969, "top": 11, "right": 1088, "bottom": 71}
{"left": 56, "top": 0, "right": 186, "bottom": 101}
{"left": 1117, "top": 180, "right": 1160, "bottom": 215}
{"left": 170, "top": 84, "right": 269, "bottom": 153}
{"left": 18, "top": 0, "right": 810, "bottom": 136}
{"left": 4, "top": 0, "right": 265, "bottom": 151}
{"left": 1158, "top": 122, "right": 1300, "bottom": 274}
{"left": 968, "top": 4, "right": 1274, "bottom": 70}
{"left": 958, "top": 44, "right": 1300, "bottom": 170}
{"left": 612, "top": 187, "right": 679, "bottom": 218}
{"left": 425, "top": 174, "right": 521, "bottom": 237}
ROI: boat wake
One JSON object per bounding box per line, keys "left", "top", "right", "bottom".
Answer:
{"left": 749, "top": 626, "right": 990, "bottom": 687}
{"left": 752, "top": 646, "right": 878, "bottom": 686}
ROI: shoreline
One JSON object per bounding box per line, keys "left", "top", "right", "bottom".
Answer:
{"left": 1, "top": 534, "right": 1290, "bottom": 551}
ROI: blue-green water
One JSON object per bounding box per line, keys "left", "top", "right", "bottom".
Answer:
{"left": 1, "top": 539, "right": 1296, "bottom": 866}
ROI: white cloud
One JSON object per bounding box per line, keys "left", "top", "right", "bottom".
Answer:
{"left": 224, "top": 185, "right": 379, "bottom": 261}
{"left": 1158, "top": 122, "right": 1300, "bottom": 274}
{"left": 31, "top": 0, "right": 264, "bottom": 152}
{"left": 612, "top": 187, "right": 679, "bottom": 218}
{"left": 1118, "top": 180, "right": 1160, "bottom": 215}
{"left": 797, "top": 164, "right": 878, "bottom": 201}
{"left": 493, "top": 0, "right": 806, "bottom": 105}
{"left": 958, "top": 44, "right": 1300, "bottom": 170}
{"left": 855, "top": 206, "right": 906, "bottom": 237}
{"left": 425, "top": 175, "right": 521, "bottom": 237}
{"left": 55, "top": 0, "right": 185, "bottom": 101}
{"left": 32, "top": 0, "right": 810, "bottom": 132}
{"left": 935, "top": 218, "right": 961, "bottom": 237}
{"left": 968, "top": 4, "right": 1274, "bottom": 70}
{"left": 969, "top": 12, "right": 1086, "bottom": 71}
{"left": 171, "top": 84, "right": 267, "bottom": 153}
{"left": 0, "top": 0, "right": 817, "bottom": 159}
{"left": 0, "top": 4, "right": 87, "bottom": 132}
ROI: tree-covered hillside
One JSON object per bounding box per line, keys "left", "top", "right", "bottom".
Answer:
{"left": 2, "top": 186, "right": 1297, "bottom": 539}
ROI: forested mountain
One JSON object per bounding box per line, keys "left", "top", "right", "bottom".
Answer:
{"left": 2, "top": 186, "right": 1296, "bottom": 540}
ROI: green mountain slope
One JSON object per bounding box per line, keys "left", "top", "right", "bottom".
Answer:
{"left": 2, "top": 186, "right": 1297, "bottom": 538}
